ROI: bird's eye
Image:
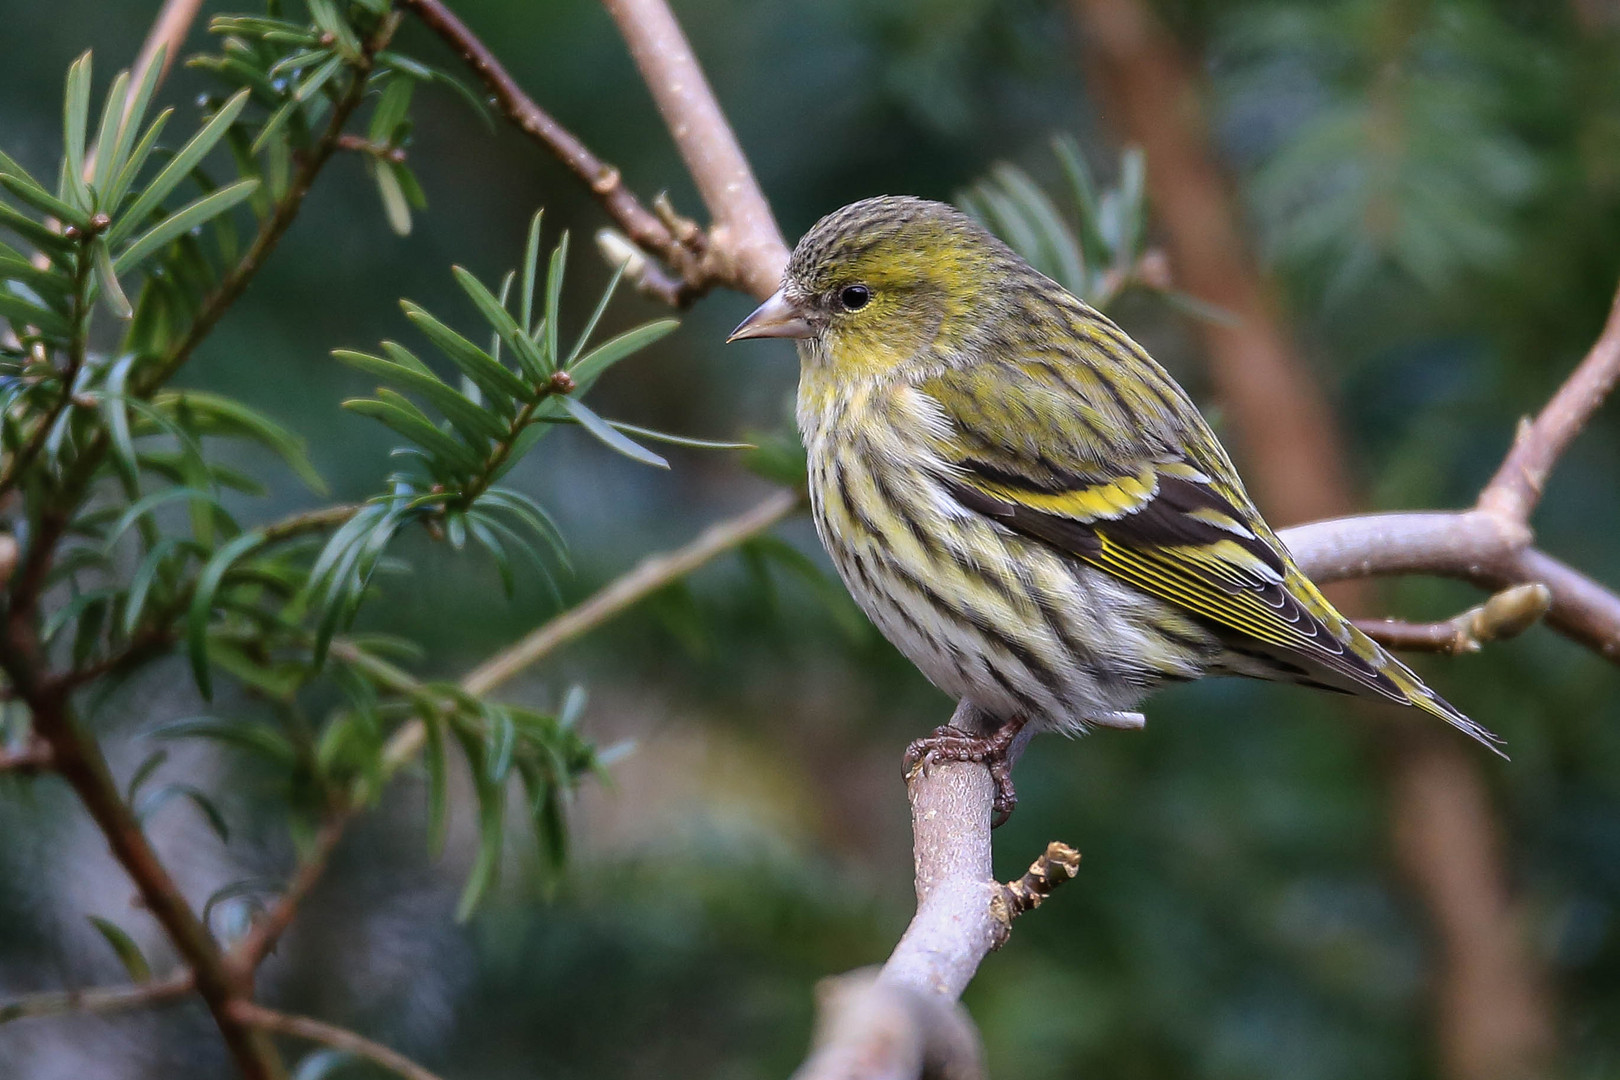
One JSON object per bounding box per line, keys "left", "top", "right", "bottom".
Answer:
{"left": 838, "top": 285, "right": 871, "bottom": 312}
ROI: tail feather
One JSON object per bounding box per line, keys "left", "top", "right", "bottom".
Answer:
{"left": 1219, "top": 626, "right": 1507, "bottom": 758}
{"left": 1383, "top": 652, "right": 1508, "bottom": 759}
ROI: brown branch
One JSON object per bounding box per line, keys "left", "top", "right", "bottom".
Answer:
{"left": 17, "top": 692, "right": 283, "bottom": 1079}
{"left": 397, "top": 0, "right": 708, "bottom": 302}
{"left": 335, "top": 133, "right": 406, "bottom": 163}
{"left": 1355, "top": 584, "right": 1552, "bottom": 655}
{"left": 0, "top": 22, "right": 403, "bottom": 1080}
{"left": 599, "top": 0, "right": 789, "bottom": 299}
{"left": 0, "top": 971, "right": 194, "bottom": 1026}
{"left": 998, "top": 841, "right": 1083, "bottom": 919}
{"left": 230, "top": 1002, "right": 446, "bottom": 1080}
{"left": 133, "top": 20, "right": 396, "bottom": 399}
{"left": 401, "top": 0, "right": 787, "bottom": 304}
{"left": 1478, "top": 287, "right": 1620, "bottom": 523}
{"left": 10, "top": 18, "right": 399, "bottom": 623}
{"left": 0, "top": 242, "right": 95, "bottom": 499}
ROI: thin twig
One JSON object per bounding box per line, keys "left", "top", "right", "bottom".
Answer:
{"left": 335, "top": 133, "right": 406, "bottom": 163}
{"left": 260, "top": 503, "right": 362, "bottom": 545}
{"left": 375, "top": 488, "right": 801, "bottom": 775}
{"left": 0, "top": 737, "right": 53, "bottom": 773}
{"left": 461, "top": 488, "right": 801, "bottom": 696}
{"left": 1355, "top": 584, "right": 1553, "bottom": 655}
{"left": 9, "top": 17, "right": 401, "bottom": 620}
{"left": 1478, "top": 285, "right": 1620, "bottom": 523}
{"left": 400, "top": 0, "right": 788, "bottom": 303}
{"left": 134, "top": 20, "right": 397, "bottom": 398}
{"left": 0, "top": 241, "right": 95, "bottom": 498}
{"left": 997, "top": 841, "right": 1083, "bottom": 920}
{"left": 230, "top": 1002, "right": 446, "bottom": 1080}
{"left": 397, "top": 0, "right": 703, "bottom": 300}
{"left": 0, "top": 972, "right": 194, "bottom": 1026}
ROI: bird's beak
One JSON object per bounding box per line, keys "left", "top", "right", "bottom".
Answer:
{"left": 727, "top": 288, "right": 813, "bottom": 342}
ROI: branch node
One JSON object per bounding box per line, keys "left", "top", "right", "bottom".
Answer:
{"left": 652, "top": 191, "right": 706, "bottom": 252}
{"left": 995, "top": 841, "right": 1082, "bottom": 933}
{"left": 1355, "top": 582, "right": 1554, "bottom": 655}
{"left": 590, "top": 164, "right": 623, "bottom": 195}
{"left": 595, "top": 227, "right": 689, "bottom": 306}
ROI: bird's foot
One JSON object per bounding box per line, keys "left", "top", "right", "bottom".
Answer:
{"left": 903, "top": 715, "right": 1028, "bottom": 827}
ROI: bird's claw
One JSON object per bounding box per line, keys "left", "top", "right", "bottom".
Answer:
{"left": 903, "top": 716, "right": 1027, "bottom": 827}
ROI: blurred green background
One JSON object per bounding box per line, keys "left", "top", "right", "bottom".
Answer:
{"left": 2, "top": 1, "right": 1619, "bottom": 1078}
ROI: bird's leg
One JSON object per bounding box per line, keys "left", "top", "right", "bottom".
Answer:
{"left": 903, "top": 713, "right": 1029, "bottom": 827}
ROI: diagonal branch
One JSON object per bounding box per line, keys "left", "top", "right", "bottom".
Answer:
{"left": 460, "top": 487, "right": 801, "bottom": 696}
{"left": 599, "top": 0, "right": 788, "bottom": 298}
{"left": 397, "top": 0, "right": 697, "bottom": 300}
{"left": 399, "top": 0, "right": 788, "bottom": 306}
{"left": 377, "top": 487, "right": 799, "bottom": 774}
{"left": 792, "top": 708, "right": 1081, "bottom": 1080}
{"left": 223, "top": 492, "right": 803, "bottom": 987}
{"left": 1478, "top": 286, "right": 1620, "bottom": 523}
{"left": 130, "top": 0, "right": 205, "bottom": 92}
{"left": 1284, "top": 512, "right": 1620, "bottom": 662}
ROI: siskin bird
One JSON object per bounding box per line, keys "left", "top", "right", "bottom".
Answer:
{"left": 729, "top": 196, "right": 1501, "bottom": 816}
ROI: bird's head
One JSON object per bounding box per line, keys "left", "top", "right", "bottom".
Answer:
{"left": 728, "top": 196, "right": 1017, "bottom": 378}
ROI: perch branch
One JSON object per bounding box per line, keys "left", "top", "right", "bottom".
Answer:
{"left": 230, "top": 1002, "right": 446, "bottom": 1080}
{"left": 790, "top": 967, "right": 986, "bottom": 1080}
{"left": 792, "top": 706, "right": 1082, "bottom": 1080}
